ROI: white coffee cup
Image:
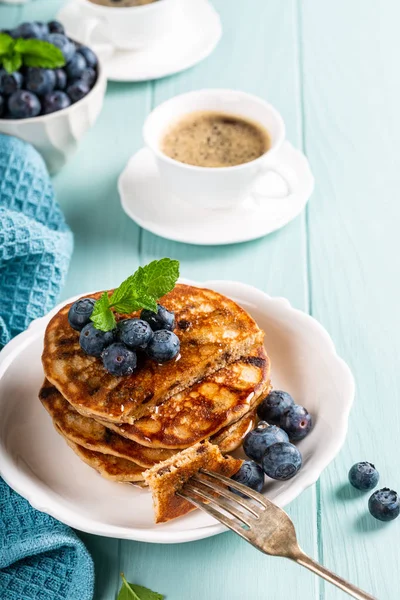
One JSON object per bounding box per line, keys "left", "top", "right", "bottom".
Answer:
{"left": 75, "top": 0, "right": 180, "bottom": 51}
{"left": 143, "top": 89, "right": 297, "bottom": 210}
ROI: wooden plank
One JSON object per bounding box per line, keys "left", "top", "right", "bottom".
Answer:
{"left": 124, "top": 2, "right": 319, "bottom": 600}
{"left": 301, "top": 1, "right": 400, "bottom": 598}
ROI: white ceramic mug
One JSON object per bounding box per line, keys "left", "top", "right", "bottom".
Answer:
{"left": 143, "top": 89, "right": 297, "bottom": 210}
{"left": 75, "top": 0, "right": 180, "bottom": 51}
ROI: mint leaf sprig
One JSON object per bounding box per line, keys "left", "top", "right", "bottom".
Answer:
{"left": 0, "top": 33, "right": 65, "bottom": 74}
{"left": 118, "top": 573, "right": 164, "bottom": 600}
{"left": 90, "top": 258, "right": 180, "bottom": 332}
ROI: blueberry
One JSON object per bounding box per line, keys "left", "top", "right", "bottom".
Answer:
{"left": 117, "top": 318, "right": 153, "bottom": 350}
{"left": 146, "top": 330, "right": 180, "bottom": 362}
{"left": 43, "top": 91, "right": 71, "bottom": 114}
{"left": 257, "top": 390, "right": 295, "bottom": 424}
{"left": 280, "top": 405, "right": 312, "bottom": 441}
{"left": 79, "top": 323, "right": 115, "bottom": 357}
{"left": 262, "top": 442, "right": 302, "bottom": 480}
{"left": 243, "top": 422, "right": 289, "bottom": 462}
{"left": 348, "top": 462, "right": 379, "bottom": 491}
{"left": 230, "top": 460, "right": 264, "bottom": 497}
{"left": 48, "top": 20, "right": 65, "bottom": 35}
{"left": 66, "top": 80, "right": 90, "bottom": 103}
{"left": 80, "top": 67, "right": 96, "bottom": 87}
{"left": 102, "top": 342, "right": 137, "bottom": 376}
{"left": 66, "top": 53, "right": 87, "bottom": 80}
{"left": 78, "top": 46, "right": 98, "bottom": 69}
{"left": 54, "top": 68, "right": 67, "bottom": 90}
{"left": 12, "top": 22, "right": 44, "bottom": 39}
{"left": 141, "top": 304, "right": 175, "bottom": 332}
{"left": 25, "top": 68, "right": 56, "bottom": 96}
{"left": 68, "top": 297, "right": 96, "bottom": 331}
{"left": 35, "top": 22, "right": 49, "bottom": 38}
{"left": 0, "top": 94, "right": 4, "bottom": 117}
{"left": 0, "top": 71, "right": 23, "bottom": 95}
{"left": 369, "top": 488, "right": 400, "bottom": 522}
{"left": 8, "top": 90, "right": 41, "bottom": 119}
{"left": 46, "top": 33, "right": 75, "bottom": 62}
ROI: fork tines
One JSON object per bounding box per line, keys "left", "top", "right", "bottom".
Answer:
{"left": 177, "top": 469, "right": 267, "bottom": 539}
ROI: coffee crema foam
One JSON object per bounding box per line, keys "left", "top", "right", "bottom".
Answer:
{"left": 161, "top": 110, "right": 271, "bottom": 168}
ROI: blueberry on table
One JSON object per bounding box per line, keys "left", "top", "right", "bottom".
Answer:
{"left": 68, "top": 298, "right": 96, "bottom": 331}
{"left": 67, "top": 80, "right": 90, "bottom": 103}
{"left": 48, "top": 20, "right": 65, "bottom": 35}
{"left": 348, "top": 462, "right": 379, "bottom": 491}
{"left": 80, "top": 68, "right": 96, "bottom": 87}
{"left": 8, "top": 91, "right": 41, "bottom": 119}
{"left": 0, "top": 71, "right": 23, "bottom": 96}
{"left": 80, "top": 323, "right": 115, "bottom": 357}
{"left": 280, "top": 405, "right": 312, "bottom": 441}
{"left": 54, "top": 68, "right": 67, "bottom": 91}
{"left": 78, "top": 46, "right": 98, "bottom": 69}
{"left": 46, "top": 33, "right": 76, "bottom": 62}
{"left": 230, "top": 460, "right": 264, "bottom": 497}
{"left": 43, "top": 91, "right": 71, "bottom": 114}
{"left": 146, "top": 330, "right": 180, "bottom": 362}
{"left": 262, "top": 442, "right": 302, "bottom": 480}
{"left": 25, "top": 68, "right": 56, "bottom": 96}
{"left": 141, "top": 304, "right": 175, "bottom": 332}
{"left": 243, "top": 421, "right": 289, "bottom": 462}
{"left": 117, "top": 318, "right": 153, "bottom": 350}
{"left": 66, "top": 53, "right": 87, "bottom": 80}
{"left": 102, "top": 343, "right": 137, "bottom": 376}
{"left": 257, "top": 390, "right": 295, "bottom": 424}
{"left": 368, "top": 488, "right": 400, "bottom": 521}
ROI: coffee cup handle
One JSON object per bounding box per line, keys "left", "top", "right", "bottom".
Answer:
{"left": 75, "top": 17, "right": 114, "bottom": 61}
{"left": 253, "top": 162, "right": 298, "bottom": 199}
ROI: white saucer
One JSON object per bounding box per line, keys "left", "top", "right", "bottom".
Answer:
{"left": 57, "top": 0, "right": 222, "bottom": 82}
{"left": 119, "top": 142, "right": 314, "bottom": 245}
{"left": 0, "top": 280, "right": 354, "bottom": 544}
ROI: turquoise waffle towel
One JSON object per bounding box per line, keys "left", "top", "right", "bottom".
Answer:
{"left": 0, "top": 133, "right": 73, "bottom": 348}
{"left": 0, "top": 135, "right": 93, "bottom": 599}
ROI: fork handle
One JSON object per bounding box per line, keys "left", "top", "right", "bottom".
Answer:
{"left": 294, "top": 552, "right": 377, "bottom": 600}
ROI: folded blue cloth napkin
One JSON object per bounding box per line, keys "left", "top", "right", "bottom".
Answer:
{"left": 0, "top": 133, "right": 73, "bottom": 348}
{"left": 0, "top": 134, "right": 93, "bottom": 599}
{"left": 0, "top": 478, "right": 94, "bottom": 600}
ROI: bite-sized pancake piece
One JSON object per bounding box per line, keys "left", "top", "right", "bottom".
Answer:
{"left": 101, "top": 347, "right": 270, "bottom": 448}
{"left": 40, "top": 381, "right": 258, "bottom": 466}
{"left": 144, "top": 441, "right": 242, "bottom": 523}
{"left": 61, "top": 433, "right": 145, "bottom": 482}
{"left": 42, "top": 284, "right": 264, "bottom": 424}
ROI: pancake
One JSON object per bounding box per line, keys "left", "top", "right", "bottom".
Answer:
{"left": 99, "top": 347, "right": 269, "bottom": 448}
{"left": 144, "top": 441, "right": 242, "bottom": 523}
{"left": 40, "top": 382, "right": 257, "bottom": 467}
{"left": 42, "top": 284, "right": 264, "bottom": 424}
{"left": 61, "top": 433, "right": 145, "bottom": 483}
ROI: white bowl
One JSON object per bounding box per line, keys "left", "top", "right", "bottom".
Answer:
{"left": 0, "top": 280, "right": 355, "bottom": 544}
{"left": 0, "top": 61, "right": 106, "bottom": 173}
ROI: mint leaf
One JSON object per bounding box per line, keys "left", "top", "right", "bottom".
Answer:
{"left": 117, "top": 574, "right": 163, "bottom": 600}
{"left": 91, "top": 258, "right": 179, "bottom": 331}
{"left": 15, "top": 38, "right": 65, "bottom": 69}
{"left": 140, "top": 258, "right": 180, "bottom": 299}
{"left": 90, "top": 291, "right": 116, "bottom": 332}
{"left": 2, "top": 53, "right": 22, "bottom": 74}
{"left": 0, "top": 33, "right": 14, "bottom": 56}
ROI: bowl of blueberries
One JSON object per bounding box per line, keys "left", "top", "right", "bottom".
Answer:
{"left": 0, "top": 20, "right": 107, "bottom": 172}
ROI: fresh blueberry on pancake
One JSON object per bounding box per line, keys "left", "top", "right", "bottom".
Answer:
{"left": 68, "top": 297, "right": 96, "bottom": 331}
{"left": 79, "top": 322, "right": 115, "bottom": 357}
{"left": 141, "top": 304, "right": 175, "bottom": 332}
{"left": 146, "top": 330, "right": 180, "bottom": 362}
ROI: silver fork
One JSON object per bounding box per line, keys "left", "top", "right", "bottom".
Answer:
{"left": 177, "top": 470, "right": 377, "bottom": 600}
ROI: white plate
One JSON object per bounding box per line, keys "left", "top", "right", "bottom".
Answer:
{"left": 57, "top": 0, "right": 222, "bottom": 82}
{"left": 0, "top": 280, "right": 354, "bottom": 544}
{"left": 119, "top": 143, "right": 314, "bottom": 245}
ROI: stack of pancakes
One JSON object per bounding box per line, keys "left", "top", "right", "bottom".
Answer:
{"left": 40, "top": 284, "right": 270, "bottom": 485}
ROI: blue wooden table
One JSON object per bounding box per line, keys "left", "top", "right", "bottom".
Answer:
{"left": 1, "top": 1, "right": 400, "bottom": 599}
